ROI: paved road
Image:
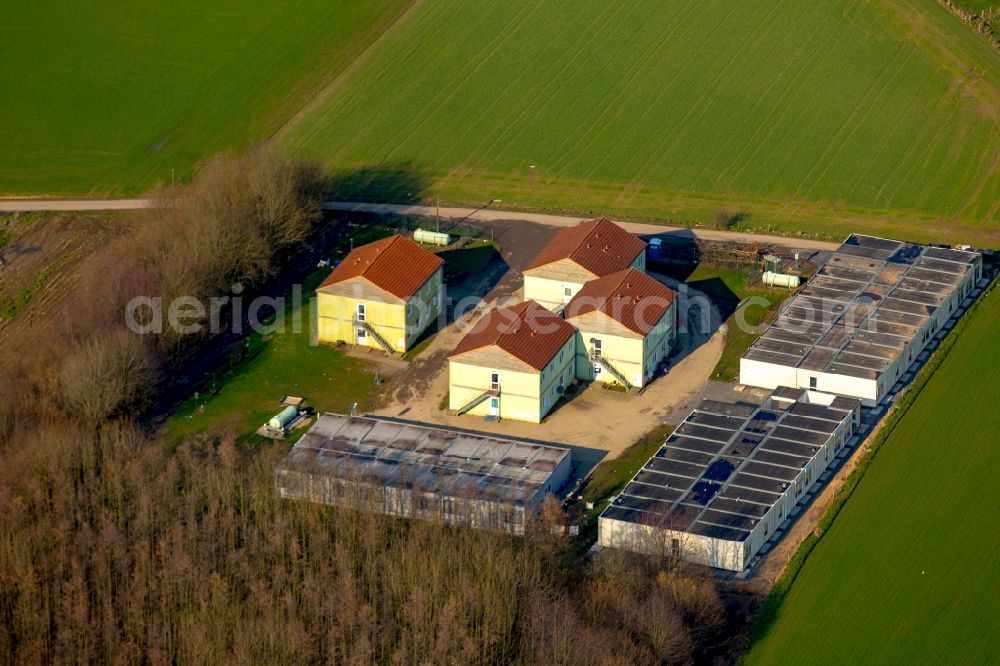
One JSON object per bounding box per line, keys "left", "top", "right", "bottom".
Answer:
{"left": 321, "top": 201, "right": 839, "bottom": 251}
{"left": 0, "top": 198, "right": 155, "bottom": 212}
{"left": 0, "top": 198, "right": 839, "bottom": 251}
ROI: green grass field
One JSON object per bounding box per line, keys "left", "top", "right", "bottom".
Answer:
{"left": 160, "top": 268, "right": 380, "bottom": 446}
{"left": 0, "top": 0, "right": 413, "bottom": 195}
{"left": 284, "top": 0, "right": 1000, "bottom": 245}
{"left": 653, "top": 263, "right": 786, "bottom": 380}
{"left": 744, "top": 284, "right": 1000, "bottom": 664}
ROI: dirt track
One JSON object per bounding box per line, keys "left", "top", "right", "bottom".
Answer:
{"left": 1, "top": 198, "right": 838, "bottom": 252}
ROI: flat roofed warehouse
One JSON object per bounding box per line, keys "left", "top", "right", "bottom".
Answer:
{"left": 740, "top": 235, "right": 982, "bottom": 405}
{"left": 598, "top": 388, "right": 860, "bottom": 571}
{"left": 275, "top": 414, "right": 572, "bottom": 534}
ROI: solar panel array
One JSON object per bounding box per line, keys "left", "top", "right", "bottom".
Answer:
{"left": 744, "top": 235, "right": 980, "bottom": 380}
{"left": 277, "top": 414, "right": 570, "bottom": 504}
{"left": 601, "top": 390, "right": 859, "bottom": 543}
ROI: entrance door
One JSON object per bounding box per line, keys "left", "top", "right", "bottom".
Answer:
{"left": 489, "top": 397, "right": 499, "bottom": 417}
{"left": 356, "top": 326, "right": 367, "bottom": 345}
{"left": 563, "top": 286, "right": 573, "bottom": 303}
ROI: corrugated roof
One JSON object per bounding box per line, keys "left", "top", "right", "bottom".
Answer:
{"left": 318, "top": 235, "right": 443, "bottom": 300}
{"left": 276, "top": 414, "right": 571, "bottom": 504}
{"left": 449, "top": 301, "right": 576, "bottom": 371}
{"left": 564, "top": 268, "right": 675, "bottom": 335}
{"left": 525, "top": 217, "right": 646, "bottom": 276}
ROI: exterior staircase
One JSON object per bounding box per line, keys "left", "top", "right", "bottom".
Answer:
{"left": 590, "top": 351, "right": 633, "bottom": 391}
{"left": 354, "top": 316, "right": 396, "bottom": 355}
{"left": 457, "top": 388, "right": 498, "bottom": 416}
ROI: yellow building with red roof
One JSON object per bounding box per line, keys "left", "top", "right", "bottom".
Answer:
{"left": 563, "top": 268, "right": 677, "bottom": 390}
{"left": 522, "top": 217, "right": 647, "bottom": 311}
{"left": 316, "top": 235, "right": 443, "bottom": 353}
{"left": 448, "top": 301, "right": 576, "bottom": 423}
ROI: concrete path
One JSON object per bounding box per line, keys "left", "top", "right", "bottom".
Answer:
{"left": 1, "top": 197, "right": 839, "bottom": 251}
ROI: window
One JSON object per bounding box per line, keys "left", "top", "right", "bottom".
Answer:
{"left": 671, "top": 538, "right": 680, "bottom": 558}
{"left": 593, "top": 339, "right": 602, "bottom": 357}
{"left": 564, "top": 287, "right": 572, "bottom": 297}
{"left": 356, "top": 303, "right": 366, "bottom": 322}
{"left": 490, "top": 373, "right": 499, "bottom": 390}
{"left": 809, "top": 376, "right": 817, "bottom": 389}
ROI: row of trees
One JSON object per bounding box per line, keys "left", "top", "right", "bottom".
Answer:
{"left": 0, "top": 149, "right": 735, "bottom": 664}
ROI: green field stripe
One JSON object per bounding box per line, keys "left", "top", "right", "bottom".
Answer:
{"left": 616, "top": 0, "right": 793, "bottom": 206}
{"left": 712, "top": 2, "right": 860, "bottom": 193}
{"left": 452, "top": 2, "right": 628, "bottom": 175}
{"left": 574, "top": 1, "right": 747, "bottom": 186}
{"left": 544, "top": 2, "right": 699, "bottom": 176}
{"left": 279, "top": 0, "right": 1000, "bottom": 243}
{"left": 540, "top": 4, "right": 698, "bottom": 180}
{"left": 299, "top": 0, "right": 457, "bottom": 163}
{"left": 377, "top": 2, "right": 548, "bottom": 167}
{"left": 570, "top": 3, "right": 714, "bottom": 185}
{"left": 791, "top": 44, "right": 920, "bottom": 210}
{"left": 278, "top": 0, "right": 437, "bottom": 156}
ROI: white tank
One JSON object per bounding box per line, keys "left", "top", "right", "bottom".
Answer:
{"left": 413, "top": 229, "right": 452, "bottom": 246}
{"left": 763, "top": 271, "right": 800, "bottom": 288}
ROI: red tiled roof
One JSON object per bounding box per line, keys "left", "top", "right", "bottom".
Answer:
{"left": 449, "top": 301, "right": 576, "bottom": 371}
{"left": 318, "top": 235, "right": 443, "bottom": 300}
{"left": 524, "top": 217, "right": 646, "bottom": 276}
{"left": 564, "top": 268, "right": 675, "bottom": 336}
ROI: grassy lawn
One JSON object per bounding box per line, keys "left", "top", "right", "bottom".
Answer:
{"left": 160, "top": 228, "right": 503, "bottom": 442}
{"left": 160, "top": 268, "right": 380, "bottom": 445}
{"left": 0, "top": 0, "right": 413, "bottom": 195}
{"left": 576, "top": 424, "right": 673, "bottom": 542}
{"left": 284, "top": 0, "right": 1000, "bottom": 245}
{"left": 744, "top": 284, "right": 1000, "bottom": 664}
{"left": 658, "top": 262, "right": 786, "bottom": 381}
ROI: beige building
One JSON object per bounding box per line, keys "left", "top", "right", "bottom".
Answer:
{"left": 523, "top": 217, "right": 647, "bottom": 311}
{"left": 448, "top": 301, "right": 576, "bottom": 423}
{"left": 315, "top": 235, "right": 444, "bottom": 353}
{"left": 564, "top": 268, "right": 677, "bottom": 390}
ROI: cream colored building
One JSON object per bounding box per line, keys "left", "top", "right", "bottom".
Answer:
{"left": 316, "top": 235, "right": 443, "bottom": 353}
{"left": 599, "top": 387, "right": 861, "bottom": 571}
{"left": 740, "top": 235, "right": 983, "bottom": 406}
{"left": 564, "top": 268, "right": 677, "bottom": 390}
{"left": 523, "top": 217, "right": 647, "bottom": 311}
{"left": 448, "top": 301, "right": 576, "bottom": 423}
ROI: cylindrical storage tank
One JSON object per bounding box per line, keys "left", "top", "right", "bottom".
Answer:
{"left": 413, "top": 229, "right": 452, "bottom": 246}
{"left": 268, "top": 406, "right": 298, "bottom": 430}
{"left": 763, "top": 271, "right": 801, "bottom": 288}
